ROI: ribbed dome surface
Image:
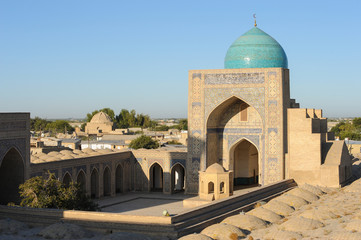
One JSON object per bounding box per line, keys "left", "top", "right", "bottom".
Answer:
{"left": 90, "top": 112, "right": 112, "bottom": 123}
{"left": 224, "top": 27, "right": 288, "bottom": 69}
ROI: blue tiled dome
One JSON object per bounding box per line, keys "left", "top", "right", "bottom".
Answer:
{"left": 224, "top": 27, "right": 288, "bottom": 69}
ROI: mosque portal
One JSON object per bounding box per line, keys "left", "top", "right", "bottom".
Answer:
{"left": 187, "top": 25, "right": 290, "bottom": 194}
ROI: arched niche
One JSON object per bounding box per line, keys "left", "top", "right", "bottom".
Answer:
{"left": 103, "top": 167, "right": 111, "bottom": 196}
{"left": 0, "top": 148, "right": 24, "bottom": 204}
{"left": 115, "top": 164, "right": 123, "bottom": 193}
{"left": 63, "top": 172, "right": 72, "bottom": 187}
{"left": 150, "top": 163, "right": 163, "bottom": 192}
{"left": 206, "top": 96, "right": 262, "bottom": 169}
{"left": 90, "top": 168, "right": 99, "bottom": 198}
{"left": 229, "top": 138, "right": 259, "bottom": 187}
{"left": 171, "top": 163, "right": 185, "bottom": 193}
{"left": 76, "top": 170, "right": 86, "bottom": 192}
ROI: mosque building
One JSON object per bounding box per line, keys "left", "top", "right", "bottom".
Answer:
{"left": 187, "top": 23, "right": 352, "bottom": 197}
{"left": 0, "top": 23, "right": 352, "bottom": 205}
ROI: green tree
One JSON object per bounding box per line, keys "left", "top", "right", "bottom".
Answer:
{"left": 178, "top": 119, "right": 188, "bottom": 130}
{"left": 353, "top": 118, "right": 361, "bottom": 128}
{"left": 86, "top": 108, "right": 115, "bottom": 122}
{"left": 152, "top": 125, "right": 169, "bottom": 131}
{"left": 30, "top": 117, "right": 50, "bottom": 131}
{"left": 129, "top": 135, "right": 159, "bottom": 149}
{"left": 19, "top": 172, "right": 98, "bottom": 211}
{"left": 46, "top": 120, "right": 74, "bottom": 133}
{"left": 331, "top": 120, "right": 361, "bottom": 140}
{"left": 170, "top": 119, "right": 188, "bottom": 131}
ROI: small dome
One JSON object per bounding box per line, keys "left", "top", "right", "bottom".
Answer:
{"left": 206, "top": 163, "right": 226, "bottom": 173}
{"left": 90, "top": 112, "right": 113, "bottom": 124}
{"left": 225, "top": 27, "right": 288, "bottom": 69}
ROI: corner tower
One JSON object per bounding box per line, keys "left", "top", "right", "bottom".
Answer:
{"left": 187, "top": 25, "right": 291, "bottom": 194}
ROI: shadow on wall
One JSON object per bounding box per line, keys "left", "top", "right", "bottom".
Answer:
{"left": 186, "top": 134, "right": 207, "bottom": 194}
{"left": 0, "top": 147, "right": 24, "bottom": 205}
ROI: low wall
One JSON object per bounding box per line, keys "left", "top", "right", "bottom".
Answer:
{"left": 0, "top": 179, "right": 297, "bottom": 239}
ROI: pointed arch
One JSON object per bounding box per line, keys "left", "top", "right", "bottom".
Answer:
{"left": 76, "top": 169, "right": 86, "bottom": 192}
{"left": 62, "top": 172, "right": 72, "bottom": 187}
{"left": 103, "top": 166, "right": 111, "bottom": 196}
{"left": 205, "top": 95, "right": 263, "bottom": 169}
{"left": 229, "top": 138, "right": 259, "bottom": 186}
{"left": 115, "top": 164, "right": 123, "bottom": 193}
{"left": 206, "top": 95, "right": 262, "bottom": 127}
{"left": 171, "top": 163, "right": 185, "bottom": 193}
{"left": 90, "top": 168, "right": 99, "bottom": 198}
{"left": 0, "top": 147, "right": 24, "bottom": 204}
{"left": 149, "top": 162, "right": 163, "bottom": 192}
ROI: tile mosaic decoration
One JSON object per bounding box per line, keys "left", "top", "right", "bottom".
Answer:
{"left": 204, "top": 73, "right": 265, "bottom": 85}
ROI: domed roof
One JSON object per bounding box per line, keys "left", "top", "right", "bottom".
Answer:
{"left": 224, "top": 27, "right": 288, "bottom": 69}
{"left": 90, "top": 112, "right": 113, "bottom": 124}
{"left": 206, "top": 163, "right": 226, "bottom": 174}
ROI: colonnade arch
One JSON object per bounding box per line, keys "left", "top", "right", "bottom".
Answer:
{"left": 63, "top": 172, "right": 72, "bottom": 187}
{"left": 91, "top": 168, "right": 99, "bottom": 198}
{"left": 77, "top": 170, "right": 86, "bottom": 192}
{"left": 115, "top": 164, "right": 123, "bottom": 193}
{"left": 103, "top": 167, "right": 111, "bottom": 196}
{"left": 171, "top": 163, "right": 185, "bottom": 193}
{"left": 150, "top": 163, "right": 163, "bottom": 191}
{"left": 0, "top": 148, "right": 24, "bottom": 204}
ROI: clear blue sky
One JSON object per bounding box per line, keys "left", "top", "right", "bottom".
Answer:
{"left": 1, "top": 0, "right": 360, "bottom": 119}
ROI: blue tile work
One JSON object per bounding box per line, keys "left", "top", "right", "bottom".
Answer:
{"left": 227, "top": 135, "right": 260, "bottom": 150}
{"left": 148, "top": 159, "right": 164, "bottom": 168}
{"left": 192, "top": 157, "right": 200, "bottom": 163}
{"left": 192, "top": 130, "right": 201, "bottom": 135}
{"left": 171, "top": 159, "right": 186, "bottom": 168}
{"left": 204, "top": 87, "right": 265, "bottom": 121}
{"left": 103, "top": 162, "right": 112, "bottom": 170}
{"left": 208, "top": 128, "right": 262, "bottom": 134}
{"left": 225, "top": 27, "right": 288, "bottom": 69}
{"left": 204, "top": 73, "right": 265, "bottom": 85}
{"left": 192, "top": 73, "right": 202, "bottom": 79}
{"left": 192, "top": 102, "right": 201, "bottom": 107}
{"left": 268, "top": 100, "right": 278, "bottom": 106}
{"left": 76, "top": 165, "right": 86, "bottom": 174}
{"left": 268, "top": 128, "right": 278, "bottom": 134}
{"left": 62, "top": 167, "right": 72, "bottom": 176}
{"left": 90, "top": 163, "right": 99, "bottom": 172}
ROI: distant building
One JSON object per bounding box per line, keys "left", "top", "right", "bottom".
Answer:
{"left": 85, "top": 112, "right": 115, "bottom": 134}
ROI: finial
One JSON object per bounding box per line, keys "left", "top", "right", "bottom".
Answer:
{"left": 253, "top": 14, "right": 257, "bottom": 27}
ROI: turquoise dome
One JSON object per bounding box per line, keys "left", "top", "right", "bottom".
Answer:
{"left": 224, "top": 27, "right": 288, "bottom": 69}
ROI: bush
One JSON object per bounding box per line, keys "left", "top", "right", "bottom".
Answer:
{"left": 19, "top": 171, "right": 99, "bottom": 211}
{"left": 129, "top": 135, "right": 159, "bottom": 149}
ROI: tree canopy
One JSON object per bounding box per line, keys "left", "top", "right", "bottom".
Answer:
{"left": 128, "top": 135, "right": 159, "bottom": 149}
{"left": 85, "top": 108, "right": 156, "bottom": 129}
{"left": 19, "top": 172, "right": 98, "bottom": 211}
{"left": 331, "top": 118, "right": 361, "bottom": 140}
{"left": 116, "top": 109, "right": 156, "bottom": 129}
{"left": 30, "top": 118, "right": 74, "bottom": 133}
